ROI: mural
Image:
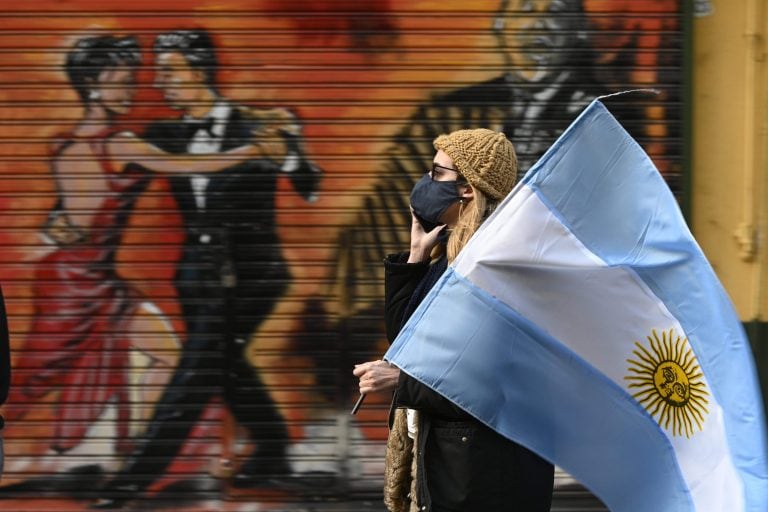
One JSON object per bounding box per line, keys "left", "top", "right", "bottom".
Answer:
{"left": 0, "top": 0, "right": 682, "bottom": 509}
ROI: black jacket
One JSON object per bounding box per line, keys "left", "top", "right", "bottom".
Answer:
{"left": 384, "top": 252, "right": 553, "bottom": 512}
{"left": 141, "top": 106, "right": 321, "bottom": 334}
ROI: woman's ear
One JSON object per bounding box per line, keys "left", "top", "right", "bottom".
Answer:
{"left": 460, "top": 184, "right": 474, "bottom": 202}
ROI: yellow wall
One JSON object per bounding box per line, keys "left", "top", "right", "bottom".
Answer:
{"left": 692, "top": 0, "right": 768, "bottom": 320}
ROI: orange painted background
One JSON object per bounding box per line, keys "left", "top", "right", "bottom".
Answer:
{"left": 0, "top": 0, "right": 682, "bottom": 509}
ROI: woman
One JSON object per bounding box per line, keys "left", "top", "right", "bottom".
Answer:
{"left": 6, "top": 35, "right": 271, "bottom": 458}
{"left": 354, "top": 129, "right": 554, "bottom": 511}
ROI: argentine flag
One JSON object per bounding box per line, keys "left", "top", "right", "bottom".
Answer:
{"left": 385, "top": 99, "right": 768, "bottom": 511}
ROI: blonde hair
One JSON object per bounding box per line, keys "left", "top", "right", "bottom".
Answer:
{"left": 446, "top": 186, "right": 498, "bottom": 262}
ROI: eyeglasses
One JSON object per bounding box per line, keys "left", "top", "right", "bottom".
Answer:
{"left": 428, "top": 163, "right": 468, "bottom": 185}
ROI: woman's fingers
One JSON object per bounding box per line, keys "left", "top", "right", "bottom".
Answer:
{"left": 354, "top": 361, "right": 377, "bottom": 393}
{"left": 354, "top": 360, "right": 400, "bottom": 394}
{"left": 353, "top": 360, "right": 379, "bottom": 379}
{"left": 352, "top": 361, "right": 373, "bottom": 377}
{"left": 426, "top": 223, "right": 446, "bottom": 240}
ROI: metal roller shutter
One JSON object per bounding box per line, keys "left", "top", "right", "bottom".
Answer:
{"left": 0, "top": 0, "right": 684, "bottom": 510}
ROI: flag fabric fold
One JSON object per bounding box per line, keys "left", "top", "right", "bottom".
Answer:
{"left": 385, "top": 99, "right": 768, "bottom": 511}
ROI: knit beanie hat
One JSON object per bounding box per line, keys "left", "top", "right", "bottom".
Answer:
{"left": 433, "top": 128, "right": 518, "bottom": 200}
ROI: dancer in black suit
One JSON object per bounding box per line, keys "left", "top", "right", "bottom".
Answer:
{"left": 93, "top": 29, "right": 321, "bottom": 509}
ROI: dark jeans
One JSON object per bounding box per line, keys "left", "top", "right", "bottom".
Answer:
{"left": 425, "top": 419, "right": 554, "bottom": 512}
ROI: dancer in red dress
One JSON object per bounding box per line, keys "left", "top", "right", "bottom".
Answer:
{"left": 6, "top": 35, "right": 277, "bottom": 457}
{"left": 18, "top": 129, "right": 152, "bottom": 453}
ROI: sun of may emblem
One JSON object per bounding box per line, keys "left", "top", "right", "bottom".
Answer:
{"left": 625, "top": 328, "right": 709, "bottom": 438}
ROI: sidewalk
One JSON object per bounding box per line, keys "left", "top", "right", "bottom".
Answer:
{"left": 0, "top": 468, "right": 607, "bottom": 511}
{"left": 0, "top": 487, "right": 608, "bottom": 511}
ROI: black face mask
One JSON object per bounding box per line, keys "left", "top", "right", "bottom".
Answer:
{"left": 410, "top": 174, "right": 461, "bottom": 232}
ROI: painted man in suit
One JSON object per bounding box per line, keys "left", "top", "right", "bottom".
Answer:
{"left": 393, "top": 0, "right": 601, "bottom": 180}
{"left": 328, "top": 0, "right": 607, "bottom": 332}
{"left": 93, "top": 29, "right": 322, "bottom": 509}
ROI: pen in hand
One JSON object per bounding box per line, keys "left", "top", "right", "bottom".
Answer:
{"left": 350, "top": 393, "right": 366, "bottom": 415}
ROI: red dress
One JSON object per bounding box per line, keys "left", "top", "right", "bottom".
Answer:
{"left": 7, "top": 131, "right": 149, "bottom": 453}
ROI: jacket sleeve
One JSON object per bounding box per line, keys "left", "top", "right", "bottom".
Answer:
{"left": 383, "top": 252, "right": 428, "bottom": 344}
{"left": 284, "top": 133, "right": 323, "bottom": 201}
{"left": 394, "top": 371, "right": 467, "bottom": 420}
{"left": 384, "top": 255, "right": 469, "bottom": 420}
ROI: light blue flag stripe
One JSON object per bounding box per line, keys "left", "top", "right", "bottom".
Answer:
{"left": 522, "top": 100, "right": 768, "bottom": 507}
{"left": 387, "top": 268, "right": 695, "bottom": 512}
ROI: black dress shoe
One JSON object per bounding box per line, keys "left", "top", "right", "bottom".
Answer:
{"left": 231, "top": 455, "right": 292, "bottom": 489}
{"left": 0, "top": 464, "right": 106, "bottom": 497}
{"left": 232, "top": 470, "right": 339, "bottom": 496}
{"left": 89, "top": 497, "right": 129, "bottom": 510}
{"left": 89, "top": 483, "right": 139, "bottom": 509}
{"left": 231, "top": 469, "right": 291, "bottom": 489}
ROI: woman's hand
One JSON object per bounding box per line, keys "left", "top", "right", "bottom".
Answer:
{"left": 353, "top": 360, "right": 400, "bottom": 395}
{"left": 407, "top": 209, "right": 445, "bottom": 263}
{"left": 106, "top": 131, "right": 143, "bottom": 162}
{"left": 249, "top": 126, "right": 285, "bottom": 162}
